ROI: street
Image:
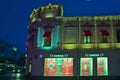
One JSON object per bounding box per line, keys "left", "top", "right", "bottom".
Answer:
{"left": 0, "top": 72, "right": 27, "bottom": 80}
{"left": 0, "top": 72, "right": 120, "bottom": 80}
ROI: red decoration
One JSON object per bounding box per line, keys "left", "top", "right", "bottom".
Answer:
{"left": 84, "top": 30, "right": 92, "bottom": 36}
{"left": 100, "top": 30, "right": 109, "bottom": 36}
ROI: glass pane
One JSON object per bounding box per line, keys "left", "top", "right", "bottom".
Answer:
{"left": 97, "top": 57, "right": 108, "bottom": 76}
{"left": 65, "top": 29, "right": 76, "bottom": 43}
{"left": 117, "top": 30, "right": 120, "bottom": 42}
{"left": 80, "top": 58, "right": 93, "bottom": 76}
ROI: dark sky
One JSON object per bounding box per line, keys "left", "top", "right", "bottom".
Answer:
{"left": 0, "top": 0, "right": 120, "bottom": 53}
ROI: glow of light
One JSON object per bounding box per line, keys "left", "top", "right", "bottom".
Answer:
{"left": 87, "top": 36, "right": 90, "bottom": 43}
{"left": 37, "top": 27, "right": 41, "bottom": 48}
{"left": 81, "top": 44, "right": 94, "bottom": 48}
{"left": 41, "top": 46, "right": 52, "bottom": 50}
{"left": 45, "top": 12, "right": 54, "bottom": 18}
{"left": 39, "top": 54, "right": 43, "bottom": 58}
{"left": 13, "top": 70, "right": 15, "bottom": 72}
{"left": 84, "top": 36, "right": 87, "bottom": 43}
{"left": 12, "top": 73, "right": 21, "bottom": 79}
{"left": 63, "top": 44, "right": 76, "bottom": 49}
{"left": 13, "top": 47, "right": 17, "bottom": 51}
{"left": 32, "top": 17, "right": 36, "bottom": 22}
{"left": 17, "top": 70, "right": 20, "bottom": 72}
{"left": 98, "top": 43, "right": 110, "bottom": 48}
{"left": 16, "top": 73, "right": 21, "bottom": 78}
{"left": 25, "top": 54, "right": 27, "bottom": 58}
{"left": 115, "top": 43, "right": 120, "bottom": 48}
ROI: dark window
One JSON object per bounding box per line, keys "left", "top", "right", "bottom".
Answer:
{"left": 116, "top": 30, "right": 120, "bottom": 42}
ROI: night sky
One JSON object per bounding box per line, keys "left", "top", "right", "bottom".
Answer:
{"left": 0, "top": 0, "right": 120, "bottom": 53}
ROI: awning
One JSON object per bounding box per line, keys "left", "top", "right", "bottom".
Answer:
{"left": 43, "top": 31, "right": 51, "bottom": 38}
{"left": 84, "top": 30, "right": 92, "bottom": 36}
{"left": 100, "top": 30, "right": 109, "bottom": 36}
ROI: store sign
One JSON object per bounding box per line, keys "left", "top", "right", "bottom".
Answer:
{"left": 50, "top": 54, "right": 68, "bottom": 58}
{"left": 85, "top": 53, "right": 104, "bottom": 57}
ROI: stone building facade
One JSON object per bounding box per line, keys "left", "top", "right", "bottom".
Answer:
{"left": 26, "top": 4, "right": 120, "bottom": 76}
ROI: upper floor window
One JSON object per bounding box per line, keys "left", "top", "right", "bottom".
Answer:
{"left": 43, "top": 31, "right": 51, "bottom": 46}
{"left": 116, "top": 30, "right": 120, "bottom": 43}
{"left": 64, "top": 27, "right": 76, "bottom": 43}
{"left": 45, "top": 12, "right": 54, "bottom": 18}
{"left": 83, "top": 30, "right": 92, "bottom": 43}
{"left": 100, "top": 30, "right": 109, "bottom": 43}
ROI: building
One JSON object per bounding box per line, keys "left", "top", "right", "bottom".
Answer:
{"left": 26, "top": 4, "right": 120, "bottom": 77}
{"left": 0, "top": 40, "right": 24, "bottom": 69}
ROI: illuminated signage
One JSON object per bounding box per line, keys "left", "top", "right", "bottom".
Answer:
{"left": 50, "top": 54, "right": 68, "bottom": 58}
{"left": 85, "top": 53, "right": 104, "bottom": 57}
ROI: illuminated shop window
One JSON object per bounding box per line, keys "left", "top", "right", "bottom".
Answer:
{"left": 100, "top": 30, "right": 109, "bottom": 43}
{"left": 80, "top": 58, "right": 93, "bottom": 76}
{"left": 97, "top": 57, "right": 108, "bottom": 76}
{"left": 43, "top": 31, "right": 51, "bottom": 46}
{"left": 116, "top": 30, "right": 120, "bottom": 43}
{"left": 44, "top": 58, "right": 73, "bottom": 76}
{"left": 83, "top": 30, "right": 92, "bottom": 43}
